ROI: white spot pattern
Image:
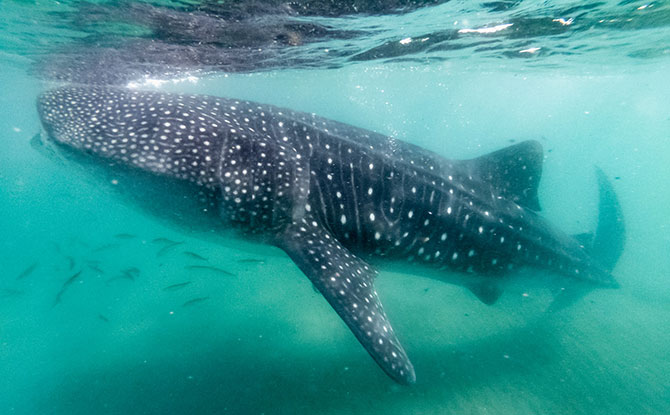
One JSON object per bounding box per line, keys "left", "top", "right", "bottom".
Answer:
{"left": 38, "top": 85, "right": 604, "bottom": 384}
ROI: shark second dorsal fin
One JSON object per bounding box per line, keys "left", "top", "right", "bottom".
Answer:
{"left": 277, "top": 215, "right": 416, "bottom": 384}
{"left": 459, "top": 140, "right": 544, "bottom": 211}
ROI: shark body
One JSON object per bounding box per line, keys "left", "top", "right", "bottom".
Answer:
{"left": 37, "top": 86, "right": 624, "bottom": 384}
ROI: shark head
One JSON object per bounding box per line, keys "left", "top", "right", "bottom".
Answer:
{"left": 36, "top": 86, "right": 243, "bottom": 241}
{"left": 37, "top": 86, "right": 225, "bottom": 187}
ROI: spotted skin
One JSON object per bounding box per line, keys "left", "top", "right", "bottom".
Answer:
{"left": 38, "top": 86, "right": 620, "bottom": 384}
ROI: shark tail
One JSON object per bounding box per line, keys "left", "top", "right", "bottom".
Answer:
{"left": 578, "top": 167, "right": 626, "bottom": 282}
{"left": 550, "top": 168, "right": 625, "bottom": 311}
{"left": 591, "top": 167, "right": 626, "bottom": 273}
{"left": 572, "top": 167, "right": 626, "bottom": 283}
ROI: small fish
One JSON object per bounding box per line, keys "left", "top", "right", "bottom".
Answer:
{"left": 237, "top": 258, "right": 265, "bottom": 264}
{"left": 66, "top": 256, "right": 76, "bottom": 270}
{"left": 0, "top": 288, "right": 23, "bottom": 298}
{"left": 185, "top": 265, "right": 236, "bottom": 276}
{"left": 163, "top": 281, "right": 192, "bottom": 291}
{"left": 183, "top": 251, "right": 208, "bottom": 261}
{"left": 53, "top": 270, "right": 83, "bottom": 307}
{"left": 87, "top": 263, "right": 105, "bottom": 274}
{"left": 122, "top": 267, "right": 140, "bottom": 277}
{"left": 152, "top": 237, "right": 178, "bottom": 245}
{"left": 98, "top": 314, "right": 109, "bottom": 323}
{"left": 114, "top": 233, "right": 136, "bottom": 240}
{"left": 51, "top": 242, "right": 63, "bottom": 255}
{"left": 106, "top": 274, "right": 134, "bottom": 284}
{"left": 107, "top": 267, "right": 140, "bottom": 283}
{"left": 16, "top": 262, "right": 38, "bottom": 280}
{"left": 182, "top": 296, "right": 210, "bottom": 307}
{"left": 157, "top": 241, "right": 184, "bottom": 257}
{"left": 92, "top": 243, "right": 120, "bottom": 253}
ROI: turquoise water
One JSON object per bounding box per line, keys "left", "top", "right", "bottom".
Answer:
{"left": 2, "top": 1, "right": 670, "bottom": 413}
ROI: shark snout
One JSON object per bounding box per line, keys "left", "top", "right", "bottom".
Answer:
{"left": 37, "top": 88, "right": 89, "bottom": 149}
{"left": 37, "top": 91, "right": 63, "bottom": 141}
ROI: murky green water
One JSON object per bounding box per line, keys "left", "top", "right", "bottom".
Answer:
{"left": 1, "top": 1, "right": 669, "bottom": 413}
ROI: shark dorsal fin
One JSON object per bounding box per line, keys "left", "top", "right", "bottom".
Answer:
{"left": 459, "top": 140, "right": 544, "bottom": 211}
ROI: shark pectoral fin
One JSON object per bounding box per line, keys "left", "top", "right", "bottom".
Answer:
{"left": 277, "top": 217, "right": 416, "bottom": 384}
{"left": 459, "top": 140, "right": 544, "bottom": 211}
{"left": 465, "top": 281, "right": 503, "bottom": 305}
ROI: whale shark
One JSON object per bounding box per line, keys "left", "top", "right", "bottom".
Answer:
{"left": 37, "top": 85, "right": 625, "bottom": 384}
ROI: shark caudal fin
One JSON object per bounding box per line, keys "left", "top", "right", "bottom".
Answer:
{"left": 572, "top": 167, "right": 626, "bottom": 274}
{"left": 550, "top": 167, "right": 625, "bottom": 311}
{"left": 591, "top": 167, "right": 626, "bottom": 272}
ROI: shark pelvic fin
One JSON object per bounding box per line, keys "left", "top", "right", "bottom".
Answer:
{"left": 466, "top": 281, "right": 503, "bottom": 305}
{"left": 277, "top": 215, "right": 416, "bottom": 384}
